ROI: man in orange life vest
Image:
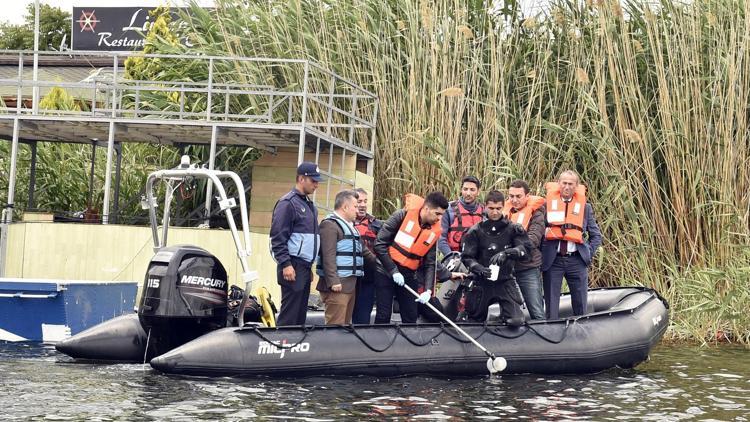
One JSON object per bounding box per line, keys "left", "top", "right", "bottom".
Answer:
{"left": 373, "top": 192, "right": 449, "bottom": 324}
{"left": 541, "top": 170, "right": 602, "bottom": 319}
{"left": 351, "top": 187, "right": 386, "bottom": 324}
{"left": 438, "top": 176, "right": 484, "bottom": 257}
{"left": 503, "top": 179, "right": 546, "bottom": 320}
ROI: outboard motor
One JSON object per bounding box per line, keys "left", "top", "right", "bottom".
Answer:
{"left": 138, "top": 245, "right": 228, "bottom": 358}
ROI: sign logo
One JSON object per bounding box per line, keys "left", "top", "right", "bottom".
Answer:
{"left": 652, "top": 315, "right": 662, "bottom": 327}
{"left": 179, "top": 275, "right": 227, "bottom": 289}
{"left": 72, "top": 7, "right": 195, "bottom": 51}
{"left": 257, "top": 340, "right": 311, "bottom": 359}
{"left": 76, "top": 10, "right": 100, "bottom": 32}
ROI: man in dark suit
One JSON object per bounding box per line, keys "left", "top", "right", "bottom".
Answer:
{"left": 541, "top": 170, "right": 602, "bottom": 319}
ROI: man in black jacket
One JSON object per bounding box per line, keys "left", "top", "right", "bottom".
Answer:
{"left": 461, "top": 190, "right": 532, "bottom": 325}
{"left": 373, "top": 192, "right": 449, "bottom": 324}
{"left": 351, "top": 188, "right": 385, "bottom": 324}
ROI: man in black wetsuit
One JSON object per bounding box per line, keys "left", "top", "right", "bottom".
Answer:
{"left": 461, "top": 190, "right": 532, "bottom": 325}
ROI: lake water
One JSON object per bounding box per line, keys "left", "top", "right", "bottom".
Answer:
{"left": 0, "top": 342, "right": 748, "bottom": 420}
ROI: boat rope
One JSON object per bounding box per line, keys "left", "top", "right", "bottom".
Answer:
{"left": 343, "top": 323, "right": 492, "bottom": 351}
{"left": 247, "top": 309, "right": 611, "bottom": 352}
{"left": 522, "top": 322, "right": 572, "bottom": 344}
{"left": 485, "top": 324, "right": 530, "bottom": 339}
{"left": 342, "top": 325, "right": 400, "bottom": 352}
{"left": 395, "top": 324, "right": 445, "bottom": 347}
{"left": 435, "top": 323, "right": 488, "bottom": 344}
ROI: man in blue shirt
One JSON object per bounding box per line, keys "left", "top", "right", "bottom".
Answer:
{"left": 270, "top": 162, "right": 322, "bottom": 325}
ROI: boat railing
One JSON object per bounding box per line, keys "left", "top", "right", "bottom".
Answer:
{"left": 145, "top": 157, "right": 257, "bottom": 286}
{"left": 0, "top": 50, "right": 378, "bottom": 154}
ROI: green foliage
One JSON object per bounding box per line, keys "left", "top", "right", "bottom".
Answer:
{"left": 38, "top": 85, "right": 86, "bottom": 113}
{"left": 667, "top": 247, "right": 750, "bottom": 345}
{"left": 0, "top": 3, "right": 71, "bottom": 50}
{"left": 132, "top": 0, "right": 749, "bottom": 343}
{"left": 124, "top": 6, "right": 180, "bottom": 80}
{"left": 0, "top": 24, "right": 30, "bottom": 50}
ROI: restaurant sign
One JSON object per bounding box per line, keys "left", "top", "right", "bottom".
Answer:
{"left": 71, "top": 7, "right": 192, "bottom": 51}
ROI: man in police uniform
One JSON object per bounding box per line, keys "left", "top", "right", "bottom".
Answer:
{"left": 269, "top": 162, "right": 322, "bottom": 326}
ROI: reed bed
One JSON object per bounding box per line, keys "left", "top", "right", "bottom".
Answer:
{"left": 172, "top": 0, "right": 750, "bottom": 343}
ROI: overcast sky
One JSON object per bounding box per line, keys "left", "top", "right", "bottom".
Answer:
{"left": 4, "top": 0, "right": 547, "bottom": 26}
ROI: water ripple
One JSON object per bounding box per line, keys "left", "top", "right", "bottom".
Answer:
{"left": 0, "top": 343, "right": 749, "bottom": 420}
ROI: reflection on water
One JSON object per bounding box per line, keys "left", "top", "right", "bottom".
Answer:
{"left": 0, "top": 342, "right": 748, "bottom": 420}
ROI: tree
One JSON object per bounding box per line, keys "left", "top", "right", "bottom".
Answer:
{"left": 0, "top": 3, "right": 71, "bottom": 50}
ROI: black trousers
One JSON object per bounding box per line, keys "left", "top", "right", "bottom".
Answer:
{"left": 374, "top": 268, "right": 419, "bottom": 324}
{"left": 276, "top": 257, "right": 312, "bottom": 326}
{"left": 465, "top": 278, "right": 525, "bottom": 325}
{"left": 543, "top": 253, "right": 589, "bottom": 319}
{"left": 352, "top": 270, "right": 389, "bottom": 324}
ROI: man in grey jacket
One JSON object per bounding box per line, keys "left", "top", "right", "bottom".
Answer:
{"left": 315, "top": 190, "right": 378, "bottom": 325}
{"left": 505, "top": 179, "right": 546, "bottom": 320}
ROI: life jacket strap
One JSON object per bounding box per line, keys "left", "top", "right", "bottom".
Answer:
{"left": 392, "top": 242, "right": 423, "bottom": 261}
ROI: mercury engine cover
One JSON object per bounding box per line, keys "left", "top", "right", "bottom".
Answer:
{"left": 138, "top": 245, "right": 228, "bottom": 358}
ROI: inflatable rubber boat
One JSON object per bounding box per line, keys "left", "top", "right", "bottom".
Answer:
{"left": 55, "top": 162, "right": 669, "bottom": 376}
{"left": 148, "top": 286, "right": 668, "bottom": 377}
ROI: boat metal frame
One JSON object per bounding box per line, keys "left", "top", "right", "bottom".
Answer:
{"left": 145, "top": 159, "right": 273, "bottom": 326}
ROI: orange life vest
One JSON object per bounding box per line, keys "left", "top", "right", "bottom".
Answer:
{"left": 388, "top": 195, "right": 442, "bottom": 270}
{"left": 544, "top": 182, "right": 587, "bottom": 244}
{"left": 502, "top": 195, "right": 545, "bottom": 230}
{"left": 446, "top": 200, "right": 484, "bottom": 251}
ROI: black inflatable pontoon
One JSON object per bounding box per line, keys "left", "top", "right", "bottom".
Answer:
{"left": 55, "top": 313, "right": 148, "bottom": 362}
{"left": 149, "top": 287, "right": 668, "bottom": 377}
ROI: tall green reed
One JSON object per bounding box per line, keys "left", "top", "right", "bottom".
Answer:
{"left": 161, "top": 0, "right": 749, "bottom": 342}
